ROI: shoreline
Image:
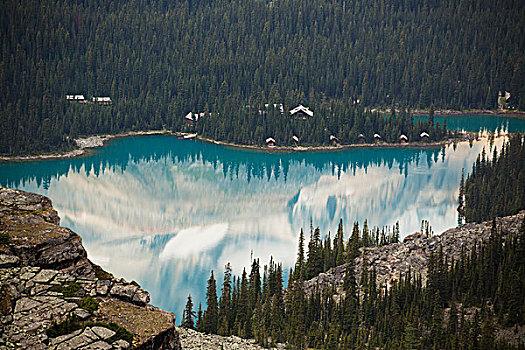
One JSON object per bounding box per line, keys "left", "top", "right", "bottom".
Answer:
{"left": 411, "top": 109, "right": 525, "bottom": 119}
{"left": 0, "top": 131, "right": 465, "bottom": 162}
{"left": 196, "top": 135, "right": 462, "bottom": 153}
{"left": 1, "top": 109, "right": 523, "bottom": 161}
{"left": 0, "top": 130, "right": 178, "bottom": 162}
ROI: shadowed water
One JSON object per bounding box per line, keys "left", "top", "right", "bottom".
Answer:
{"left": 0, "top": 115, "right": 524, "bottom": 319}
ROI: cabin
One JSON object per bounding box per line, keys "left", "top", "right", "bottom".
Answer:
{"left": 92, "top": 97, "right": 112, "bottom": 105}
{"left": 264, "top": 103, "right": 284, "bottom": 113}
{"left": 330, "top": 135, "right": 339, "bottom": 146}
{"left": 184, "top": 112, "right": 198, "bottom": 125}
{"left": 498, "top": 91, "right": 511, "bottom": 111}
{"left": 420, "top": 132, "right": 429, "bottom": 141}
{"left": 357, "top": 134, "right": 366, "bottom": 144}
{"left": 374, "top": 133, "right": 382, "bottom": 144}
{"left": 259, "top": 103, "right": 284, "bottom": 116}
{"left": 289, "top": 105, "right": 314, "bottom": 119}
{"left": 399, "top": 134, "right": 408, "bottom": 144}
{"left": 292, "top": 135, "right": 299, "bottom": 146}
{"left": 66, "top": 95, "right": 87, "bottom": 103}
{"left": 265, "top": 137, "right": 276, "bottom": 147}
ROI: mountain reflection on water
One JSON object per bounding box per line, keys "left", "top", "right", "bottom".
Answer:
{"left": 0, "top": 117, "right": 522, "bottom": 319}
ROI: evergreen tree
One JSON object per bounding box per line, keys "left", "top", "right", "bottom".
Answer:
{"left": 218, "top": 262, "right": 233, "bottom": 335}
{"left": 335, "top": 219, "right": 345, "bottom": 266}
{"left": 202, "top": 270, "right": 218, "bottom": 334}
{"left": 196, "top": 303, "right": 203, "bottom": 331}
{"left": 182, "top": 294, "right": 194, "bottom": 329}
{"left": 294, "top": 228, "right": 305, "bottom": 281}
{"left": 458, "top": 168, "right": 465, "bottom": 225}
{"left": 306, "top": 227, "right": 323, "bottom": 279}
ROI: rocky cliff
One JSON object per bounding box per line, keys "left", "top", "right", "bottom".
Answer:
{"left": 0, "top": 187, "right": 182, "bottom": 350}
{"left": 304, "top": 211, "right": 525, "bottom": 298}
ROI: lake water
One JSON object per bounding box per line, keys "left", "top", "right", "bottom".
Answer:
{"left": 1, "top": 115, "right": 524, "bottom": 319}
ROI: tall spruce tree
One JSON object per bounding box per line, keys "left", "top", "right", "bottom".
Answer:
{"left": 294, "top": 228, "right": 305, "bottom": 281}
{"left": 218, "top": 262, "right": 233, "bottom": 335}
{"left": 202, "top": 270, "right": 218, "bottom": 334}
{"left": 335, "top": 219, "right": 345, "bottom": 266}
{"left": 306, "top": 227, "right": 323, "bottom": 279}
{"left": 182, "top": 294, "right": 194, "bottom": 329}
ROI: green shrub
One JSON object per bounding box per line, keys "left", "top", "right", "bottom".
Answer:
{"left": 78, "top": 296, "right": 99, "bottom": 312}
{"left": 93, "top": 264, "right": 113, "bottom": 280}
{"left": 46, "top": 318, "right": 133, "bottom": 344}
{"left": 0, "top": 233, "right": 9, "bottom": 244}
{"left": 45, "top": 316, "right": 82, "bottom": 338}
{"left": 49, "top": 282, "right": 81, "bottom": 297}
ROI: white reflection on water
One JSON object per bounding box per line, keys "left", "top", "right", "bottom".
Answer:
{"left": 0, "top": 135, "right": 506, "bottom": 318}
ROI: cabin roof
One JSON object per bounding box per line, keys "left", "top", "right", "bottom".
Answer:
{"left": 399, "top": 134, "right": 408, "bottom": 140}
{"left": 93, "top": 97, "right": 111, "bottom": 102}
{"left": 420, "top": 132, "right": 429, "bottom": 137}
{"left": 265, "top": 137, "right": 276, "bottom": 143}
{"left": 292, "top": 135, "right": 299, "bottom": 142}
{"left": 374, "top": 133, "right": 381, "bottom": 138}
{"left": 330, "top": 135, "right": 338, "bottom": 140}
{"left": 66, "top": 94, "right": 85, "bottom": 100}
{"left": 289, "top": 105, "right": 314, "bottom": 117}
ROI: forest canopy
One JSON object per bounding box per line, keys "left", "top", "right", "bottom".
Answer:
{"left": 1, "top": 0, "right": 524, "bottom": 154}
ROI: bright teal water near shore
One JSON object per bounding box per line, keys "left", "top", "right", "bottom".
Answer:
{"left": 1, "top": 115, "right": 524, "bottom": 319}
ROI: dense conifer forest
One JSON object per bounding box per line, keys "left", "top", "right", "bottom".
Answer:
{"left": 186, "top": 217, "right": 525, "bottom": 349}
{"left": 1, "top": 0, "right": 525, "bottom": 154}
{"left": 459, "top": 134, "right": 525, "bottom": 223}
{"left": 193, "top": 106, "right": 450, "bottom": 146}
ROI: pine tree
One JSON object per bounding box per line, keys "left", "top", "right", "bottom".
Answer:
{"left": 347, "top": 221, "right": 361, "bottom": 261}
{"left": 202, "top": 270, "right": 218, "bottom": 334}
{"left": 306, "top": 227, "right": 322, "bottom": 279}
{"left": 236, "top": 268, "right": 250, "bottom": 337}
{"left": 249, "top": 259, "right": 261, "bottom": 307}
{"left": 295, "top": 228, "right": 306, "bottom": 281}
{"left": 218, "top": 262, "right": 233, "bottom": 335}
{"left": 196, "top": 303, "right": 203, "bottom": 331}
{"left": 182, "top": 294, "right": 194, "bottom": 329}
{"left": 335, "top": 218, "right": 345, "bottom": 266}
{"left": 458, "top": 168, "right": 465, "bottom": 225}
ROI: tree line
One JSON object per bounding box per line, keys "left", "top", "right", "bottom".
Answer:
{"left": 1, "top": 0, "right": 524, "bottom": 155}
{"left": 192, "top": 105, "right": 450, "bottom": 147}
{"left": 183, "top": 217, "right": 525, "bottom": 349}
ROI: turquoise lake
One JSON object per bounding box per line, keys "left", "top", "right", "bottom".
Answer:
{"left": 1, "top": 115, "right": 524, "bottom": 319}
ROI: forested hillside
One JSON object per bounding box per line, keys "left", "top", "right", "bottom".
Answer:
{"left": 459, "top": 134, "right": 525, "bottom": 223}
{"left": 187, "top": 217, "right": 525, "bottom": 349}
{"left": 1, "top": 0, "right": 524, "bottom": 154}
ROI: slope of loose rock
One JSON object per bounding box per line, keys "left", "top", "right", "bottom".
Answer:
{"left": 176, "top": 327, "right": 285, "bottom": 350}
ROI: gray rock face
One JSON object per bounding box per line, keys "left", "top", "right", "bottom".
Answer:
{"left": 0, "top": 254, "right": 20, "bottom": 268}
{"left": 0, "top": 187, "right": 182, "bottom": 350}
{"left": 112, "top": 339, "right": 130, "bottom": 349}
{"left": 109, "top": 282, "right": 150, "bottom": 306}
{"left": 91, "top": 326, "right": 116, "bottom": 340}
